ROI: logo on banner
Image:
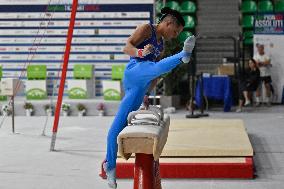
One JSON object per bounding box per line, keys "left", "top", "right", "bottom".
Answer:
{"left": 255, "top": 14, "right": 284, "bottom": 34}
{"left": 65, "top": 5, "right": 84, "bottom": 11}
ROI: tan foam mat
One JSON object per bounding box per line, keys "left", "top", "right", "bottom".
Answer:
{"left": 160, "top": 119, "right": 253, "bottom": 157}
{"left": 117, "top": 157, "right": 247, "bottom": 164}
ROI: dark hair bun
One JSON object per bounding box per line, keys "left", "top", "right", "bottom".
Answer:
{"left": 161, "top": 7, "right": 172, "bottom": 14}
{"left": 160, "top": 7, "right": 185, "bottom": 27}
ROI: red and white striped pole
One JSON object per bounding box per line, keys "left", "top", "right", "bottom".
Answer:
{"left": 50, "top": 0, "right": 78, "bottom": 151}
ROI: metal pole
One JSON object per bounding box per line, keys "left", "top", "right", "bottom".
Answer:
{"left": 233, "top": 37, "right": 237, "bottom": 77}
{"left": 197, "top": 73, "right": 209, "bottom": 117}
{"left": 11, "top": 96, "right": 15, "bottom": 133}
{"left": 199, "top": 74, "right": 204, "bottom": 113}
{"left": 50, "top": 0, "right": 78, "bottom": 151}
{"left": 153, "top": 87, "right": 157, "bottom": 106}
{"left": 186, "top": 51, "right": 199, "bottom": 118}
{"left": 133, "top": 153, "right": 161, "bottom": 189}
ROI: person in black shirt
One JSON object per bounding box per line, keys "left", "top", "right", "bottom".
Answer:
{"left": 236, "top": 59, "right": 260, "bottom": 112}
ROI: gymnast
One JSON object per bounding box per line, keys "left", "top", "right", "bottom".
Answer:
{"left": 103, "top": 7, "right": 196, "bottom": 188}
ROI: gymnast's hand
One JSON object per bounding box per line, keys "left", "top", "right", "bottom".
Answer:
{"left": 141, "top": 95, "right": 150, "bottom": 110}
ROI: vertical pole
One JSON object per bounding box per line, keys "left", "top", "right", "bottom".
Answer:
{"left": 50, "top": 0, "right": 78, "bottom": 151}
{"left": 198, "top": 73, "right": 209, "bottom": 117}
{"left": 191, "top": 65, "right": 195, "bottom": 116}
{"left": 233, "top": 38, "right": 237, "bottom": 77}
{"left": 186, "top": 53, "right": 199, "bottom": 118}
{"left": 153, "top": 160, "right": 162, "bottom": 189}
{"left": 134, "top": 153, "right": 154, "bottom": 189}
{"left": 11, "top": 95, "right": 15, "bottom": 133}
{"left": 153, "top": 87, "right": 156, "bottom": 106}
{"left": 199, "top": 74, "right": 204, "bottom": 114}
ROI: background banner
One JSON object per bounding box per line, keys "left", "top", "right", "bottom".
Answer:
{"left": 254, "top": 14, "right": 284, "bottom": 34}
{"left": 0, "top": 1, "right": 154, "bottom": 96}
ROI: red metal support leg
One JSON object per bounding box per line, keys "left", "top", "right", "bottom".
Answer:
{"left": 134, "top": 153, "right": 162, "bottom": 189}
{"left": 153, "top": 160, "right": 162, "bottom": 189}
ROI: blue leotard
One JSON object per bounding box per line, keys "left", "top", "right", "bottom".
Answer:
{"left": 105, "top": 23, "right": 189, "bottom": 170}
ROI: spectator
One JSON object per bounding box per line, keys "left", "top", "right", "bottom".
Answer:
{"left": 236, "top": 59, "right": 260, "bottom": 112}
{"left": 253, "top": 44, "right": 272, "bottom": 106}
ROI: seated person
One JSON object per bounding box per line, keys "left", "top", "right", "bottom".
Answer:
{"left": 236, "top": 59, "right": 260, "bottom": 112}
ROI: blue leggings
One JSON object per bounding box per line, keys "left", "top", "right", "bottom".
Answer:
{"left": 105, "top": 51, "right": 188, "bottom": 170}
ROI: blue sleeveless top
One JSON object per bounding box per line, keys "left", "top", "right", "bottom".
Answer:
{"left": 130, "top": 24, "right": 164, "bottom": 62}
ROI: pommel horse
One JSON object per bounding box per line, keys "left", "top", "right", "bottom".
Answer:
{"left": 117, "top": 106, "right": 170, "bottom": 189}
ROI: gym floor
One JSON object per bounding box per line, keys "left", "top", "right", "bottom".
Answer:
{"left": 0, "top": 105, "right": 283, "bottom": 189}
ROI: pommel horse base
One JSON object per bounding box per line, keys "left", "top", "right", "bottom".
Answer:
{"left": 100, "top": 115, "right": 254, "bottom": 185}
{"left": 101, "top": 106, "right": 169, "bottom": 189}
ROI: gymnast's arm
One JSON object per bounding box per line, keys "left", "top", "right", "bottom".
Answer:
{"left": 123, "top": 24, "right": 153, "bottom": 57}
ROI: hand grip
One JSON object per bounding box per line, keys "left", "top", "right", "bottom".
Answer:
{"left": 127, "top": 110, "right": 161, "bottom": 126}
